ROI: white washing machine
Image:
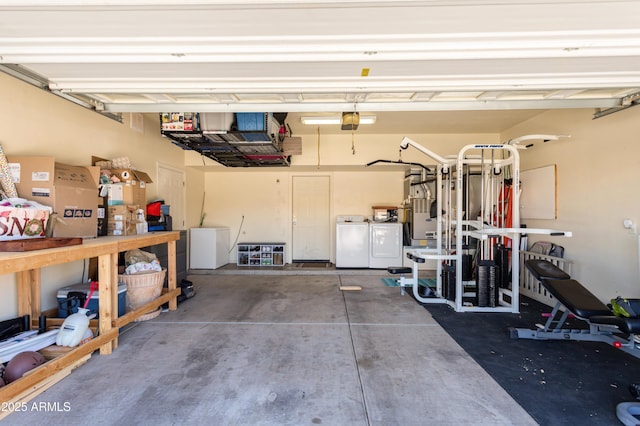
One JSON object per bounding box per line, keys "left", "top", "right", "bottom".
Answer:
{"left": 369, "top": 222, "right": 403, "bottom": 269}
{"left": 335, "top": 215, "right": 369, "bottom": 268}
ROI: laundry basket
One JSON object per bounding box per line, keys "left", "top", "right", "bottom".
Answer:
{"left": 118, "top": 268, "right": 166, "bottom": 321}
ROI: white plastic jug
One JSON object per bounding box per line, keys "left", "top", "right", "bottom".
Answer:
{"left": 135, "top": 208, "right": 148, "bottom": 234}
{"left": 56, "top": 308, "right": 95, "bottom": 347}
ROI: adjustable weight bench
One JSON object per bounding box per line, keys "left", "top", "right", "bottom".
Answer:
{"left": 387, "top": 265, "right": 415, "bottom": 296}
{"left": 388, "top": 253, "right": 435, "bottom": 297}
{"left": 510, "top": 259, "right": 640, "bottom": 359}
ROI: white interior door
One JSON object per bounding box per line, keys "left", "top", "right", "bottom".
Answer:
{"left": 157, "top": 164, "right": 186, "bottom": 230}
{"left": 292, "top": 176, "right": 330, "bottom": 261}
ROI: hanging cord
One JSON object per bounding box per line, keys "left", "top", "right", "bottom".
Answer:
{"left": 81, "top": 258, "right": 87, "bottom": 284}
{"left": 351, "top": 103, "right": 358, "bottom": 155}
{"left": 229, "top": 214, "right": 245, "bottom": 253}
{"left": 199, "top": 192, "right": 206, "bottom": 227}
{"left": 317, "top": 126, "right": 321, "bottom": 169}
{"left": 351, "top": 125, "right": 356, "bottom": 155}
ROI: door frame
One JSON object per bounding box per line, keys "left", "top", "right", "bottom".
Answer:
{"left": 290, "top": 173, "right": 333, "bottom": 263}
{"left": 156, "top": 162, "right": 186, "bottom": 230}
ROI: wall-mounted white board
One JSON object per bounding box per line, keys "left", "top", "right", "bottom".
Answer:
{"left": 520, "top": 164, "right": 556, "bottom": 219}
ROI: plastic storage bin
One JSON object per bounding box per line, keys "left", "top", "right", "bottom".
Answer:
{"left": 57, "top": 282, "right": 127, "bottom": 318}
{"left": 236, "top": 113, "right": 266, "bottom": 131}
{"left": 200, "top": 112, "right": 233, "bottom": 131}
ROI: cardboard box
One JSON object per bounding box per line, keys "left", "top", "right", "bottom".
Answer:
{"left": 105, "top": 178, "right": 148, "bottom": 208}
{"left": 281, "top": 136, "right": 302, "bottom": 155}
{"left": 92, "top": 157, "right": 152, "bottom": 209}
{"left": 107, "top": 205, "right": 138, "bottom": 236}
{"left": 8, "top": 156, "right": 100, "bottom": 239}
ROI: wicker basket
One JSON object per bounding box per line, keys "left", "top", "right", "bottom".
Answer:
{"left": 119, "top": 268, "right": 166, "bottom": 316}
{"left": 135, "top": 307, "right": 162, "bottom": 322}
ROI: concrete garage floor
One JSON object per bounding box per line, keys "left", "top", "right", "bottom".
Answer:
{"left": 8, "top": 273, "right": 537, "bottom": 425}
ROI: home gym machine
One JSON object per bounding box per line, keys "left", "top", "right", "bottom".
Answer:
{"left": 399, "top": 136, "right": 572, "bottom": 313}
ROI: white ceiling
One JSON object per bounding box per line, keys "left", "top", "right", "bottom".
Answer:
{"left": 1, "top": 0, "right": 640, "bottom": 133}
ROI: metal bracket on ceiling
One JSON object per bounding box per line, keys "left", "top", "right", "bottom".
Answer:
{"left": 593, "top": 91, "right": 640, "bottom": 120}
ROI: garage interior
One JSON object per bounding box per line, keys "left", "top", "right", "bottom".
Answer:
{"left": 1, "top": 1, "right": 640, "bottom": 424}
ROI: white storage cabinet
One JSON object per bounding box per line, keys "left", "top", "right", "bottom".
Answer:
{"left": 190, "top": 227, "right": 230, "bottom": 269}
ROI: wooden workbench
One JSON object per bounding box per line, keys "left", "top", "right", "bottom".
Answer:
{"left": 0, "top": 231, "right": 181, "bottom": 405}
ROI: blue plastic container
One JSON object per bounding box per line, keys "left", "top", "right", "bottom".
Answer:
{"left": 57, "top": 282, "right": 127, "bottom": 318}
{"left": 236, "top": 113, "right": 265, "bottom": 131}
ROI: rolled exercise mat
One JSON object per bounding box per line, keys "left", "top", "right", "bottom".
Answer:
{"left": 0, "top": 145, "right": 18, "bottom": 198}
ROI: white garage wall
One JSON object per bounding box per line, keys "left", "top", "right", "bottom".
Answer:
{"left": 201, "top": 169, "right": 407, "bottom": 264}
{"left": 198, "top": 133, "right": 501, "bottom": 264}
{"left": 502, "top": 107, "right": 640, "bottom": 301}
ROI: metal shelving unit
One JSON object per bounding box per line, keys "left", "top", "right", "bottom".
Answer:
{"left": 160, "top": 112, "right": 290, "bottom": 167}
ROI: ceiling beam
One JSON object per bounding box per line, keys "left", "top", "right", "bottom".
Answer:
{"left": 101, "top": 98, "right": 621, "bottom": 113}
{"left": 593, "top": 91, "right": 640, "bottom": 119}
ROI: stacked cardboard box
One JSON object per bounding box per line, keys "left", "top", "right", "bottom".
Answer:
{"left": 106, "top": 205, "right": 138, "bottom": 236}
{"left": 92, "top": 156, "right": 152, "bottom": 236}
{"left": 8, "top": 156, "right": 100, "bottom": 239}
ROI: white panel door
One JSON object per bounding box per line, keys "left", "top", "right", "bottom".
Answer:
{"left": 157, "top": 164, "right": 186, "bottom": 230}
{"left": 292, "top": 176, "right": 330, "bottom": 261}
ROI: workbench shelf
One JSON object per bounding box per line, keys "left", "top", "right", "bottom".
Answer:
{"left": 237, "top": 242, "right": 285, "bottom": 266}
{"left": 0, "top": 232, "right": 180, "bottom": 415}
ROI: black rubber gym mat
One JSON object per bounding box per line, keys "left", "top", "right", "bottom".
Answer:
{"left": 417, "top": 296, "right": 640, "bottom": 425}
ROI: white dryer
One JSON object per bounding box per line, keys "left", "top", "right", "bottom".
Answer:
{"left": 335, "top": 215, "right": 369, "bottom": 268}
{"left": 369, "top": 222, "right": 403, "bottom": 269}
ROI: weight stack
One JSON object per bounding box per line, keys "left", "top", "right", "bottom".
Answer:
{"left": 461, "top": 254, "right": 473, "bottom": 281}
{"left": 493, "top": 244, "right": 511, "bottom": 289}
{"left": 477, "top": 260, "right": 497, "bottom": 307}
{"left": 442, "top": 263, "right": 456, "bottom": 301}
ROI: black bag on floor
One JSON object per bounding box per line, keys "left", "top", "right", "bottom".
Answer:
{"left": 177, "top": 279, "right": 195, "bottom": 303}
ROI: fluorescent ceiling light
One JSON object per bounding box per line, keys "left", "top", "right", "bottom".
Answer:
{"left": 353, "top": 115, "right": 377, "bottom": 124}
{"left": 301, "top": 114, "right": 376, "bottom": 125}
{"left": 301, "top": 116, "right": 341, "bottom": 125}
